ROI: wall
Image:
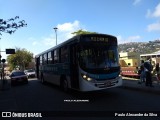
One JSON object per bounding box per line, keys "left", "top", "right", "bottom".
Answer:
{"left": 120, "top": 59, "right": 138, "bottom": 67}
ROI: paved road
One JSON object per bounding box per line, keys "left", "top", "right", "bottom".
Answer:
{"left": 0, "top": 78, "right": 160, "bottom": 119}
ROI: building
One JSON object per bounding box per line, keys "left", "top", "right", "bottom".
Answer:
{"left": 119, "top": 52, "right": 140, "bottom": 67}
{"left": 140, "top": 50, "right": 160, "bottom": 65}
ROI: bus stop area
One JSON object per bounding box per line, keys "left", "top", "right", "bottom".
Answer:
{"left": 121, "top": 76, "right": 160, "bottom": 95}
{"left": 0, "top": 76, "right": 10, "bottom": 91}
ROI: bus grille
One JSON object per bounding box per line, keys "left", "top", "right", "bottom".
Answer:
{"left": 94, "top": 80, "right": 118, "bottom": 88}
{"left": 96, "top": 77, "right": 117, "bottom": 81}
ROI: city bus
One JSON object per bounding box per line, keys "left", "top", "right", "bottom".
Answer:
{"left": 35, "top": 34, "right": 122, "bottom": 91}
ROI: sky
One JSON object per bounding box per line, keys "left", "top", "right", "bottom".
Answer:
{"left": 0, "top": 0, "right": 160, "bottom": 59}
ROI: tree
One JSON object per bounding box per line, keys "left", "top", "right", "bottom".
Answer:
{"left": 0, "top": 16, "right": 27, "bottom": 39}
{"left": 7, "top": 48, "right": 33, "bottom": 71}
{"left": 72, "top": 29, "right": 97, "bottom": 36}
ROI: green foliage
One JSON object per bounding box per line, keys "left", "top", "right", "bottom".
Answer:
{"left": 72, "top": 29, "right": 97, "bottom": 35}
{"left": 7, "top": 47, "right": 33, "bottom": 70}
{"left": 0, "top": 16, "right": 27, "bottom": 39}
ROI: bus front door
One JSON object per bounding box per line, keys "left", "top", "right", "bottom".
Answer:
{"left": 35, "top": 57, "right": 40, "bottom": 79}
{"left": 70, "top": 45, "right": 79, "bottom": 89}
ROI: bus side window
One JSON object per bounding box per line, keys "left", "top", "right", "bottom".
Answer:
{"left": 51, "top": 50, "right": 54, "bottom": 64}
{"left": 48, "top": 51, "right": 53, "bottom": 64}
{"left": 60, "top": 46, "right": 68, "bottom": 63}
{"left": 40, "top": 55, "right": 43, "bottom": 65}
{"left": 43, "top": 53, "right": 48, "bottom": 64}
{"left": 54, "top": 49, "right": 59, "bottom": 64}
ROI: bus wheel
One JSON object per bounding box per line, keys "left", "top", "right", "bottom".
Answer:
{"left": 62, "top": 79, "right": 68, "bottom": 92}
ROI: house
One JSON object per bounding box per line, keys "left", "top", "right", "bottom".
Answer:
{"left": 119, "top": 52, "right": 140, "bottom": 67}
{"left": 140, "top": 50, "right": 160, "bottom": 65}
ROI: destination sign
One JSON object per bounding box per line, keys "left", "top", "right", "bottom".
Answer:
{"left": 81, "top": 35, "right": 117, "bottom": 45}
{"left": 91, "top": 37, "right": 109, "bottom": 42}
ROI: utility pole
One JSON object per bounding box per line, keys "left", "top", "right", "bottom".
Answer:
{"left": 53, "top": 27, "right": 58, "bottom": 45}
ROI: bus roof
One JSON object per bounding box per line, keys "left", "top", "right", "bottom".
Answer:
{"left": 35, "top": 33, "right": 116, "bottom": 57}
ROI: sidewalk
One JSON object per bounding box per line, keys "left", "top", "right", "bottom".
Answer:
{"left": 0, "top": 76, "right": 11, "bottom": 91}
{"left": 121, "top": 76, "right": 160, "bottom": 94}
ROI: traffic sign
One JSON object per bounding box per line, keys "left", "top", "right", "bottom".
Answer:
{"left": 6, "top": 49, "right": 15, "bottom": 54}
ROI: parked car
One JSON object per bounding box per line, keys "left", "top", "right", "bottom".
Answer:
{"left": 9, "top": 71, "right": 28, "bottom": 85}
{"left": 24, "top": 69, "right": 36, "bottom": 78}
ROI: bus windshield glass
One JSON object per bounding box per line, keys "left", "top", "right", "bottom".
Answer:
{"left": 79, "top": 45, "right": 119, "bottom": 69}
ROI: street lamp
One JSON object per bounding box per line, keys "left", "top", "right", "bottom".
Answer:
{"left": 53, "top": 27, "right": 58, "bottom": 45}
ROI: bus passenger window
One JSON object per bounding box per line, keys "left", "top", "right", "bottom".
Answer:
{"left": 48, "top": 52, "right": 53, "bottom": 64}
{"left": 43, "top": 53, "right": 48, "bottom": 64}
{"left": 54, "top": 50, "right": 59, "bottom": 63}
{"left": 60, "top": 46, "right": 68, "bottom": 63}
{"left": 40, "top": 55, "right": 43, "bottom": 65}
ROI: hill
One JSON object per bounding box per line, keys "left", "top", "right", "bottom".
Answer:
{"left": 118, "top": 40, "right": 160, "bottom": 54}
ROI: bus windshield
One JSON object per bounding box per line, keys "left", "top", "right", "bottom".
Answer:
{"left": 79, "top": 45, "right": 119, "bottom": 69}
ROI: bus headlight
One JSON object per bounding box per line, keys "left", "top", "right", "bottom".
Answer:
{"left": 81, "top": 74, "right": 93, "bottom": 81}
{"left": 82, "top": 75, "right": 87, "bottom": 79}
{"left": 87, "top": 77, "right": 93, "bottom": 81}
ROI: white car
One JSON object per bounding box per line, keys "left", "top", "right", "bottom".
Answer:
{"left": 24, "top": 69, "right": 36, "bottom": 78}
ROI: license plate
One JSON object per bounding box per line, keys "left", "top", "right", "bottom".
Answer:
{"left": 18, "top": 78, "right": 22, "bottom": 81}
{"left": 105, "top": 81, "right": 111, "bottom": 86}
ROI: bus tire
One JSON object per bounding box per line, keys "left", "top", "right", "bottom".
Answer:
{"left": 62, "top": 79, "right": 68, "bottom": 92}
